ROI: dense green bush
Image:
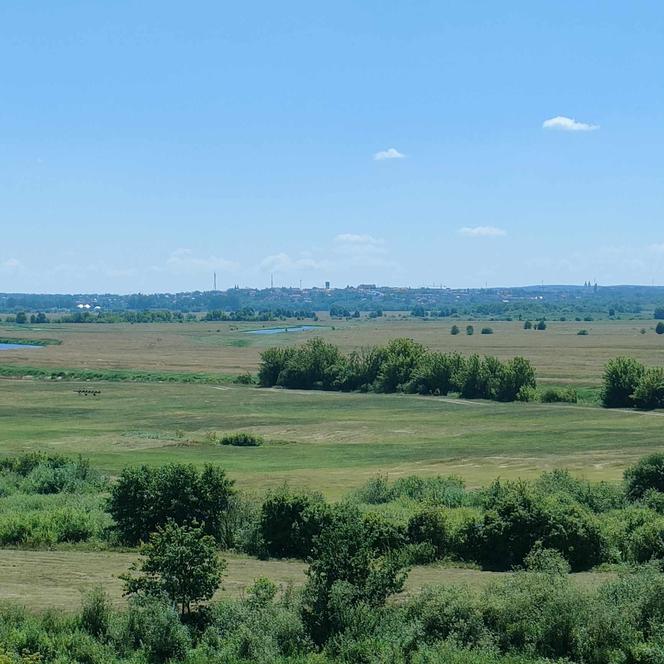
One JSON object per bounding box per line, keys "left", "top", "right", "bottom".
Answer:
{"left": 108, "top": 463, "right": 235, "bottom": 545}
{"left": 407, "top": 509, "right": 449, "bottom": 558}
{"left": 539, "top": 386, "right": 578, "bottom": 403}
{"left": 601, "top": 356, "right": 645, "bottom": 408}
{"left": 631, "top": 367, "right": 664, "bottom": 409}
{"left": 260, "top": 487, "right": 330, "bottom": 558}
{"left": 0, "top": 453, "right": 105, "bottom": 495}
{"left": 473, "top": 481, "right": 605, "bottom": 571}
{"left": 625, "top": 453, "right": 664, "bottom": 500}
{"left": 219, "top": 432, "right": 264, "bottom": 446}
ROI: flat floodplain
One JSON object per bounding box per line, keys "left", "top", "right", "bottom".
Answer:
{"left": 1, "top": 377, "right": 663, "bottom": 497}
{"left": 1, "top": 317, "right": 662, "bottom": 386}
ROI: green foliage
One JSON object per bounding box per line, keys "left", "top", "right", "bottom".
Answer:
{"left": 376, "top": 338, "right": 427, "bottom": 393}
{"left": 632, "top": 367, "right": 664, "bottom": 409}
{"left": 258, "top": 340, "right": 535, "bottom": 402}
{"left": 260, "top": 487, "right": 329, "bottom": 558}
{"left": 473, "top": 481, "right": 605, "bottom": 571}
{"left": 408, "top": 351, "right": 463, "bottom": 396}
{"left": 219, "top": 431, "right": 264, "bottom": 446}
{"left": 122, "top": 521, "right": 225, "bottom": 616}
{"left": 0, "top": 453, "right": 104, "bottom": 495}
{"left": 301, "top": 504, "right": 409, "bottom": 645}
{"left": 407, "top": 509, "right": 449, "bottom": 558}
{"left": 80, "top": 586, "right": 112, "bottom": 640}
{"left": 480, "top": 327, "right": 493, "bottom": 335}
{"left": 450, "top": 324, "right": 460, "bottom": 335}
{"left": 601, "top": 356, "right": 645, "bottom": 407}
{"left": 657, "top": 321, "right": 664, "bottom": 334}
{"left": 539, "top": 386, "right": 578, "bottom": 403}
{"left": 625, "top": 453, "right": 664, "bottom": 500}
{"left": 466, "top": 325, "right": 474, "bottom": 336}
{"left": 353, "top": 474, "right": 470, "bottom": 508}
{"left": 108, "top": 463, "right": 235, "bottom": 545}
{"left": 536, "top": 320, "right": 546, "bottom": 330}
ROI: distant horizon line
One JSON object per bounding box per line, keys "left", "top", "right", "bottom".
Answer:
{"left": 2, "top": 283, "right": 664, "bottom": 298}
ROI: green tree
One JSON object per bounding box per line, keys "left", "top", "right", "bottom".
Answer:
{"left": 122, "top": 521, "right": 225, "bottom": 617}
{"left": 601, "top": 356, "right": 645, "bottom": 408}
{"left": 108, "top": 463, "right": 235, "bottom": 545}
{"left": 632, "top": 367, "right": 664, "bottom": 410}
{"left": 523, "top": 320, "right": 533, "bottom": 330}
{"left": 625, "top": 453, "right": 664, "bottom": 500}
{"left": 450, "top": 324, "right": 460, "bottom": 335}
{"left": 15, "top": 312, "right": 27, "bottom": 324}
{"left": 466, "top": 325, "right": 474, "bottom": 336}
{"left": 301, "top": 504, "right": 408, "bottom": 645}
{"left": 376, "top": 338, "right": 426, "bottom": 392}
{"left": 536, "top": 320, "right": 547, "bottom": 330}
{"left": 656, "top": 322, "right": 664, "bottom": 335}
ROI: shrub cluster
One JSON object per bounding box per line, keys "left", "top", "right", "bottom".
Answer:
{"left": 0, "top": 453, "right": 105, "bottom": 496}
{"left": 601, "top": 356, "right": 664, "bottom": 409}
{"left": 5, "top": 565, "right": 664, "bottom": 662}
{"left": 219, "top": 432, "right": 264, "bottom": 447}
{"left": 538, "top": 386, "right": 578, "bottom": 403}
{"left": 108, "top": 463, "right": 235, "bottom": 545}
{"left": 259, "top": 338, "right": 536, "bottom": 401}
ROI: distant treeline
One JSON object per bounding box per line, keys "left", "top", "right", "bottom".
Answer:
{"left": 5, "top": 308, "right": 317, "bottom": 324}
{"left": 3, "top": 285, "right": 664, "bottom": 320}
{"left": 203, "top": 307, "right": 316, "bottom": 322}
{"left": 259, "top": 337, "right": 536, "bottom": 401}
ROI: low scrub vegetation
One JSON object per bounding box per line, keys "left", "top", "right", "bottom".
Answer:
{"left": 259, "top": 338, "right": 536, "bottom": 402}
{"left": 5, "top": 453, "right": 664, "bottom": 660}
{"left": 219, "top": 432, "right": 264, "bottom": 447}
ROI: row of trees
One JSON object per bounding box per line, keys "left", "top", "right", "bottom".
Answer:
{"left": 601, "top": 356, "right": 664, "bottom": 409}
{"left": 258, "top": 338, "right": 536, "bottom": 401}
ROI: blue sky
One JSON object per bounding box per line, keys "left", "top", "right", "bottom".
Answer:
{"left": 1, "top": 1, "right": 662, "bottom": 293}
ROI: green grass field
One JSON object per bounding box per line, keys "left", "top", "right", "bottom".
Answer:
{"left": 1, "top": 316, "right": 663, "bottom": 613}
{"left": 2, "top": 378, "right": 663, "bottom": 496}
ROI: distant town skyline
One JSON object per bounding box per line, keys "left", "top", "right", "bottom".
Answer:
{"left": 1, "top": 2, "right": 663, "bottom": 293}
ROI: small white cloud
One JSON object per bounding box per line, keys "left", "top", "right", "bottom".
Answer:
{"left": 334, "top": 233, "right": 384, "bottom": 246}
{"left": 458, "top": 226, "right": 507, "bottom": 238}
{"left": 542, "top": 115, "right": 599, "bottom": 132}
{"left": 1, "top": 258, "right": 23, "bottom": 270}
{"left": 373, "top": 147, "right": 405, "bottom": 160}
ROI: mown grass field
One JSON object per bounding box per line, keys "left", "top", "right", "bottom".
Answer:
{"left": 1, "top": 378, "right": 663, "bottom": 496}
{"left": 0, "top": 549, "right": 609, "bottom": 613}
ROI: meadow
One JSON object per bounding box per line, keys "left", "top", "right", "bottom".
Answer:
{"left": 1, "top": 315, "right": 663, "bottom": 622}
{"left": 1, "top": 315, "right": 663, "bottom": 384}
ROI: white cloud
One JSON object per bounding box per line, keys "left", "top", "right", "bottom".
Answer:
{"left": 542, "top": 115, "right": 599, "bottom": 132}
{"left": 1, "top": 258, "right": 23, "bottom": 271}
{"left": 648, "top": 243, "right": 664, "bottom": 254}
{"left": 373, "top": 147, "right": 405, "bottom": 160}
{"left": 335, "top": 233, "right": 384, "bottom": 247}
{"left": 458, "top": 226, "right": 507, "bottom": 238}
